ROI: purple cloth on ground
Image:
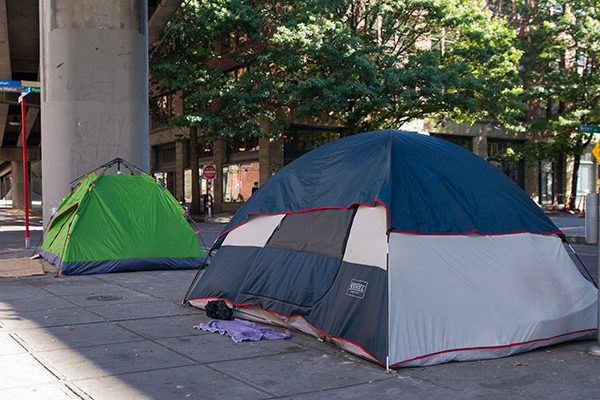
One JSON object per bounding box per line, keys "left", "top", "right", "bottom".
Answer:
{"left": 194, "top": 318, "right": 292, "bottom": 343}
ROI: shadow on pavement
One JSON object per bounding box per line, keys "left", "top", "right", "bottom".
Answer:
{"left": 0, "top": 210, "right": 599, "bottom": 399}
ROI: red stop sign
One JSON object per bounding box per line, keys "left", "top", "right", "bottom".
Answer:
{"left": 203, "top": 165, "right": 216, "bottom": 179}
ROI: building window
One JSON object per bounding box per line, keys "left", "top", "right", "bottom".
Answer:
{"left": 227, "top": 65, "right": 250, "bottom": 82}
{"left": 284, "top": 125, "right": 343, "bottom": 165}
{"left": 150, "top": 94, "right": 175, "bottom": 130}
{"left": 200, "top": 141, "right": 213, "bottom": 157}
{"left": 220, "top": 33, "right": 249, "bottom": 53}
{"left": 539, "top": 160, "right": 554, "bottom": 204}
{"left": 153, "top": 171, "right": 175, "bottom": 195}
{"left": 154, "top": 143, "right": 176, "bottom": 167}
{"left": 431, "top": 134, "right": 473, "bottom": 151}
{"left": 184, "top": 167, "right": 216, "bottom": 207}
{"left": 222, "top": 162, "right": 259, "bottom": 203}
{"left": 487, "top": 139, "right": 525, "bottom": 188}
{"left": 227, "top": 136, "right": 259, "bottom": 154}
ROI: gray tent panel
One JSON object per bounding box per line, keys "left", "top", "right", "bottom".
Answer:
{"left": 387, "top": 232, "right": 597, "bottom": 366}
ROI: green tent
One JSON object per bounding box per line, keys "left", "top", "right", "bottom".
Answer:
{"left": 40, "top": 172, "right": 204, "bottom": 275}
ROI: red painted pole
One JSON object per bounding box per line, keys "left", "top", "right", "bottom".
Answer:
{"left": 21, "top": 96, "right": 30, "bottom": 248}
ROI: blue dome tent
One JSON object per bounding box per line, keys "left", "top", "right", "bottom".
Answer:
{"left": 185, "top": 129, "right": 597, "bottom": 367}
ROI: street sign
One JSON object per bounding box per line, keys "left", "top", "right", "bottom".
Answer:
{"left": 203, "top": 165, "right": 216, "bottom": 179}
{"left": 0, "top": 86, "right": 21, "bottom": 92}
{"left": 579, "top": 124, "right": 600, "bottom": 134}
{"left": 0, "top": 80, "right": 22, "bottom": 87}
{"left": 0, "top": 80, "right": 22, "bottom": 92}
{"left": 593, "top": 141, "right": 600, "bottom": 163}
{"left": 22, "top": 86, "right": 40, "bottom": 94}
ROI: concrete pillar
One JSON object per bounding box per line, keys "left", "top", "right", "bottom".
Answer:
{"left": 565, "top": 155, "right": 575, "bottom": 198}
{"left": 40, "top": 0, "right": 149, "bottom": 221}
{"left": 10, "top": 161, "right": 25, "bottom": 209}
{"left": 473, "top": 135, "right": 487, "bottom": 159}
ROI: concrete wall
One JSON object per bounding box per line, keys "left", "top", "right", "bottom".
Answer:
{"left": 39, "top": 0, "right": 149, "bottom": 221}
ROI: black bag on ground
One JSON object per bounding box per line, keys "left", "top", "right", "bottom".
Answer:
{"left": 205, "top": 300, "right": 233, "bottom": 320}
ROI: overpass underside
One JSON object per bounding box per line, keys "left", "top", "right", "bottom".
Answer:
{"left": 0, "top": 0, "right": 182, "bottom": 219}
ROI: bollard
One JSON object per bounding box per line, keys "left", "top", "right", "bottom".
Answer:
{"left": 585, "top": 193, "right": 598, "bottom": 244}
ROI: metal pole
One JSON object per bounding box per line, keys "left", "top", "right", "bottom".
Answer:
{"left": 386, "top": 232, "right": 391, "bottom": 372}
{"left": 21, "top": 96, "right": 30, "bottom": 249}
{"left": 590, "top": 194, "right": 600, "bottom": 356}
{"left": 207, "top": 180, "right": 212, "bottom": 218}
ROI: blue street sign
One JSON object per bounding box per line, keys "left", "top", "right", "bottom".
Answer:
{"left": 0, "top": 80, "right": 22, "bottom": 87}
{"left": 0, "top": 80, "right": 23, "bottom": 92}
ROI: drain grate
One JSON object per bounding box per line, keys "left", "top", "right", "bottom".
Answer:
{"left": 85, "top": 295, "right": 126, "bottom": 302}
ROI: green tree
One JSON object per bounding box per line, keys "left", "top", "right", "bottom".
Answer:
{"left": 259, "top": 0, "right": 522, "bottom": 134}
{"left": 152, "top": 0, "right": 522, "bottom": 135}
{"left": 514, "top": 0, "right": 600, "bottom": 209}
{"left": 150, "top": 0, "right": 266, "bottom": 213}
{"left": 150, "top": 0, "right": 523, "bottom": 209}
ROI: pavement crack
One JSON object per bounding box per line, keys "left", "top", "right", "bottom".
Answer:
{"left": 264, "top": 376, "right": 397, "bottom": 399}
{"left": 203, "top": 363, "right": 279, "bottom": 398}
{"left": 8, "top": 331, "right": 86, "bottom": 399}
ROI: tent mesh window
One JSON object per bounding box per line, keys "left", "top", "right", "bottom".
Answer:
{"left": 265, "top": 208, "right": 356, "bottom": 259}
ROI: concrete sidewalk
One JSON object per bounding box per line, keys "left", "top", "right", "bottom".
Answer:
{"left": 0, "top": 209, "right": 599, "bottom": 399}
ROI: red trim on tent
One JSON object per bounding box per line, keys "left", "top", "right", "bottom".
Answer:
{"left": 187, "top": 296, "right": 595, "bottom": 368}
{"left": 390, "top": 328, "right": 597, "bottom": 367}
{"left": 390, "top": 229, "right": 565, "bottom": 236}
{"left": 217, "top": 201, "right": 385, "bottom": 240}
{"left": 216, "top": 200, "right": 563, "bottom": 241}
{"left": 54, "top": 202, "right": 79, "bottom": 221}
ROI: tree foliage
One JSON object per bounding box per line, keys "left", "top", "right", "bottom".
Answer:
{"left": 150, "top": 0, "right": 522, "bottom": 137}
{"left": 513, "top": 0, "right": 600, "bottom": 205}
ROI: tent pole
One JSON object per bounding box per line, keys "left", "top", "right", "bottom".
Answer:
{"left": 386, "top": 231, "right": 391, "bottom": 372}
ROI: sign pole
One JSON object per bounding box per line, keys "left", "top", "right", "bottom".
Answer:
{"left": 207, "top": 181, "right": 212, "bottom": 218}
{"left": 15, "top": 84, "right": 39, "bottom": 249}
{"left": 20, "top": 94, "right": 30, "bottom": 249}
{"left": 203, "top": 165, "right": 217, "bottom": 219}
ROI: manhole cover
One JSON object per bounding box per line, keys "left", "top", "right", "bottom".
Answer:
{"left": 85, "top": 295, "right": 126, "bottom": 302}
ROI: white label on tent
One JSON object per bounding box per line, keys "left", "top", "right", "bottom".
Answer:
{"left": 346, "top": 279, "right": 368, "bottom": 299}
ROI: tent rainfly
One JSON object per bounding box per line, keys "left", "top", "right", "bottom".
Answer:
{"left": 40, "top": 171, "right": 204, "bottom": 275}
{"left": 185, "top": 129, "right": 598, "bottom": 368}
